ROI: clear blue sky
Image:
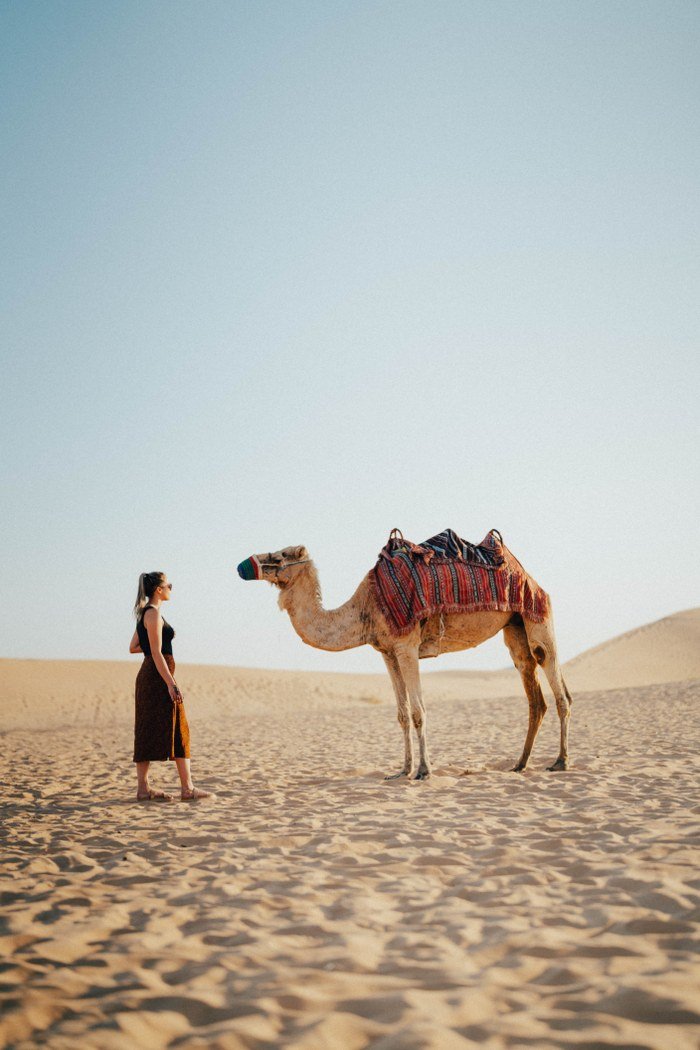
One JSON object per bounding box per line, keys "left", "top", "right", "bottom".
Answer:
{"left": 2, "top": 0, "right": 698, "bottom": 674}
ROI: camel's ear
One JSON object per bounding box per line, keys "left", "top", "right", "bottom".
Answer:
{"left": 293, "top": 546, "right": 309, "bottom": 561}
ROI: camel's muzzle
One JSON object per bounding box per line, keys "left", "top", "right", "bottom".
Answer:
{"left": 237, "top": 556, "right": 262, "bottom": 581}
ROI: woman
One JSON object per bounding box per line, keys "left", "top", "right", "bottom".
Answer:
{"left": 129, "top": 571, "right": 213, "bottom": 802}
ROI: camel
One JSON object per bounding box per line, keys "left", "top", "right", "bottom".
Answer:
{"left": 237, "top": 542, "right": 572, "bottom": 779}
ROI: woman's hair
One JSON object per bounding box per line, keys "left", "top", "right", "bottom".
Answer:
{"left": 134, "top": 571, "right": 166, "bottom": 619}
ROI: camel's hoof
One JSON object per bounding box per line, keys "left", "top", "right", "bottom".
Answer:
{"left": 511, "top": 764, "right": 527, "bottom": 773}
{"left": 413, "top": 769, "right": 431, "bottom": 781}
{"left": 384, "top": 770, "right": 408, "bottom": 781}
{"left": 546, "top": 758, "right": 569, "bottom": 771}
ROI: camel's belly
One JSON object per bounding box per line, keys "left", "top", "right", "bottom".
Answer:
{"left": 418, "top": 610, "right": 511, "bottom": 658}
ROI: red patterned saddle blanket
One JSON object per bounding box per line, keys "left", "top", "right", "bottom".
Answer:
{"left": 369, "top": 528, "right": 549, "bottom": 636}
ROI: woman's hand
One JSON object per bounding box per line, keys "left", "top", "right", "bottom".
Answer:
{"left": 168, "top": 682, "right": 183, "bottom": 705}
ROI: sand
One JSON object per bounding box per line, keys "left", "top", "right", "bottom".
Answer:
{"left": 1, "top": 609, "right": 699, "bottom": 1049}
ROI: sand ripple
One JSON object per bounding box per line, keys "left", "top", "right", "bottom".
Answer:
{"left": 1, "top": 680, "right": 699, "bottom": 1048}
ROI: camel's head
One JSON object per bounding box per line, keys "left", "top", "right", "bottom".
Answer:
{"left": 237, "top": 546, "right": 311, "bottom": 588}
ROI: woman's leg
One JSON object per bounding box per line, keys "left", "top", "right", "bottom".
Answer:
{"left": 136, "top": 761, "right": 151, "bottom": 795}
{"left": 175, "top": 757, "right": 214, "bottom": 800}
{"left": 174, "top": 757, "right": 194, "bottom": 794}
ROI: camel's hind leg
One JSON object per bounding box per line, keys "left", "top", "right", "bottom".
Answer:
{"left": 381, "top": 652, "right": 413, "bottom": 780}
{"left": 523, "top": 617, "right": 573, "bottom": 771}
{"left": 503, "top": 620, "right": 547, "bottom": 772}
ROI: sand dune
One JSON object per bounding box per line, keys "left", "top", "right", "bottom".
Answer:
{"left": 560, "top": 607, "right": 700, "bottom": 689}
{"left": 1, "top": 610, "right": 699, "bottom": 1048}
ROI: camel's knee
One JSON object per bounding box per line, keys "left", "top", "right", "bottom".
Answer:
{"left": 411, "top": 705, "right": 425, "bottom": 731}
{"left": 397, "top": 708, "right": 410, "bottom": 729}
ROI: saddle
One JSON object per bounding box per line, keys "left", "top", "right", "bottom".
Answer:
{"left": 381, "top": 527, "right": 505, "bottom": 568}
{"left": 371, "top": 527, "right": 548, "bottom": 636}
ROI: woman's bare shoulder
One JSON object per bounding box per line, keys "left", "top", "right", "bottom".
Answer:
{"left": 142, "top": 607, "right": 161, "bottom": 622}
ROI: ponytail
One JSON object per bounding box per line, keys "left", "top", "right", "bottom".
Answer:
{"left": 133, "top": 571, "right": 165, "bottom": 619}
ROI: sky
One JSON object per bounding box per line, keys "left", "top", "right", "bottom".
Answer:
{"left": 2, "top": 0, "right": 698, "bottom": 675}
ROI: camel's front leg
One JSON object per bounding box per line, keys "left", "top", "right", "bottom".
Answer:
{"left": 381, "top": 652, "right": 413, "bottom": 779}
{"left": 394, "top": 647, "right": 431, "bottom": 780}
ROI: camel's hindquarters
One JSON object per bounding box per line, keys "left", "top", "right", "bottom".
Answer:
{"left": 522, "top": 612, "right": 573, "bottom": 705}
{"left": 521, "top": 611, "right": 560, "bottom": 668}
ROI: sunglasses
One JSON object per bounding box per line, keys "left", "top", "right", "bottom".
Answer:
{"left": 159, "top": 582, "right": 173, "bottom": 591}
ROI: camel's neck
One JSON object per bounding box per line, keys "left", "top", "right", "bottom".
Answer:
{"left": 278, "top": 564, "right": 369, "bottom": 652}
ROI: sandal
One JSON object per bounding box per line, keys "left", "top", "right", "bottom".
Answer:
{"left": 136, "top": 789, "right": 175, "bottom": 802}
{"left": 180, "top": 787, "right": 215, "bottom": 801}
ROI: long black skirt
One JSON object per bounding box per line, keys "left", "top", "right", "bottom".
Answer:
{"left": 133, "top": 655, "right": 191, "bottom": 762}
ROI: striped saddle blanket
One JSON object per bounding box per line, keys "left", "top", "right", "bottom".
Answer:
{"left": 370, "top": 528, "right": 549, "bottom": 636}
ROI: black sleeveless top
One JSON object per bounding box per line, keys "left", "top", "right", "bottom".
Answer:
{"left": 137, "top": 605, "right": 175, "bottom": 656}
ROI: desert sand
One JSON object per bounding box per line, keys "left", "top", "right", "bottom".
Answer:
{"left": 1, "top": 609, "right": 699, "bottom": 1049}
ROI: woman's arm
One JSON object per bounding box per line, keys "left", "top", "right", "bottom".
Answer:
{"left": 143, "top": 608, "right": 181, "bottom": 703}
{"left": 129, "top": 629, "right": 142, "bottom": 654}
